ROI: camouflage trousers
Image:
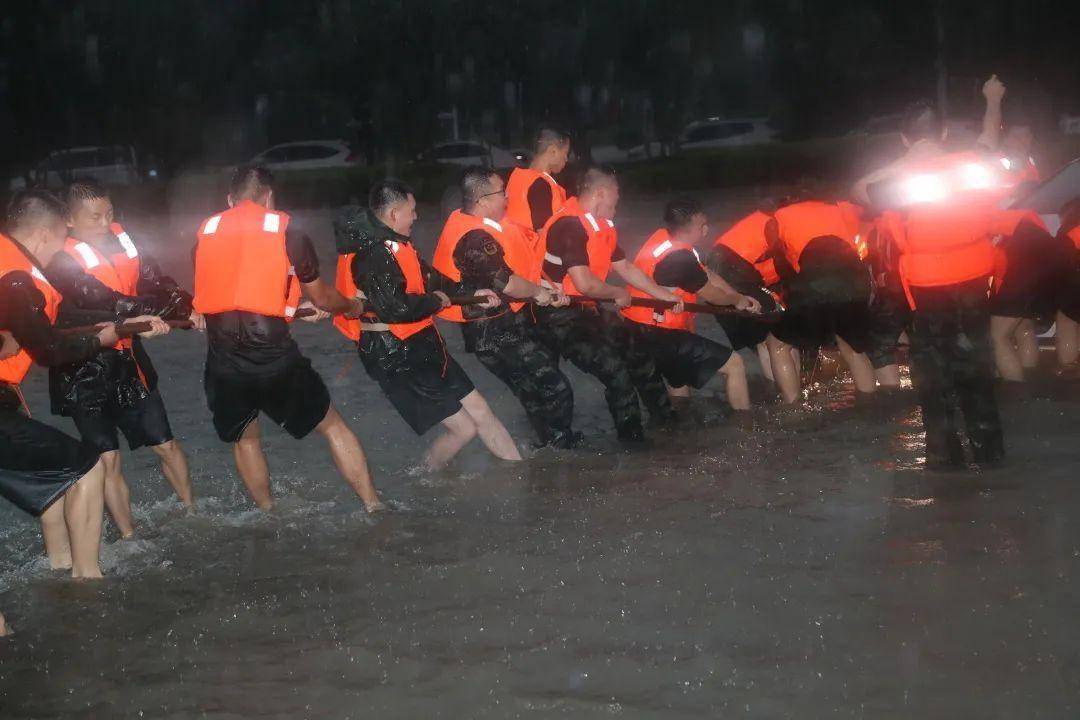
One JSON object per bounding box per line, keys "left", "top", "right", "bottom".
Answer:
{"left": 908, "top": 278, "right": 1004, "bottom": 465}
{"left": 461, "top": 311, "right": 575, "bottom": 445}
{"left": 532, "top": 305, "right": 672, "bottom": 438}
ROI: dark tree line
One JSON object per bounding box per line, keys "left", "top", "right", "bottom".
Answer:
{"left": 0, "top": 0, "right": 1076, "bottom": 172}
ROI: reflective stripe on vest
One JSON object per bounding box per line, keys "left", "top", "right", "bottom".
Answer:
{"left": 773, "top": 201, "right": 859, "bottom": 273}
{"left": 714, "top": 210, "right": 779, "bottom": 286}
{"left": 621, "top": 228, "right": 697, "bottom": 331}
{"left": 192, "top": 200, "right": 299, "bottom": 319}
{"left": 432, "top": 210, "right": 531, "bottom": 321}
{"left": 0, "top": 234, "right": 62, "bottom": 386}
{"left": 350, "top": 240, "right": 435, "bottom": 341}
{"left": 538, "top": 197, "right": 618, "bottom": 298}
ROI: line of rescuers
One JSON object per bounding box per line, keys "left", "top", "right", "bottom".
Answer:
{"left": 323, "top": 119, "right": 1079, "bottom": 473}
{"left": 4, "top": 112, "right": 1075, "bottom": 576}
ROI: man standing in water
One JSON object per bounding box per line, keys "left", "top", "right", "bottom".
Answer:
{"left": 620, "top": 198, "right": 759, "bottom": 410}
{"left": 335, "top": 180, "right": 522, "bottom": 469}
{"left": 46, "top": 181, "right": 197, "bottom": 537}
{"left": 431, "top": 167, "right": 580, "bottom": 448}
{"left": 192, "top": 166, "right": 382, "bottom": 511}
{"left": 536, "top": 166, "right": 680, "bottom": 441}
{"left": 2, "top": 190, "right": 168, "bottom": 578}
{"left": 851, "top": 91, "right": 1009, "bottom": 467}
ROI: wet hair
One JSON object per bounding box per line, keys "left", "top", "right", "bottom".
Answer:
{"left": 577, "top": 165, "right": 617, "bottom": 197}
{"left": 664, "top": 197, "right": 703, "bottom": 232}
{"left": 369, "top": 179, "right": 414, "bottom": 218}
{"left": 900, "top": 100, "right": 943, "bottom": 143}
{"left": 6, "top": 189, "right": 67, "bottom": 235}
{"left": 534, "top": 125, "right": 571, "bottom": 154}
{"left": 229, "top": 165, "right": 274, "bottom": 202}
{"left": 65, "top": 180, "right": 109, "bottom": 213}
{"left": 460, "top": 167, "right": 499, "bottom": 212}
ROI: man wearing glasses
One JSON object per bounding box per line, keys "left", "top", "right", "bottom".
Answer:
{"left": 432, "top": 167, "right": 582, "bottom": 449}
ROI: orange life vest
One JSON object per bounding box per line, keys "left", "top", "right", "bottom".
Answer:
{"left": 354, "top": 239, "right": 435, "bottom": 341}
{"left": 621, "top": 229, "right": 698, "bottom": 331}
{"left": 713, "top": 210, "right": 779, "bottom": 286}
{"left": 505, "top": 167, "right": 567, "bottom": 234}
{"left": 62, "top": 223, "right": 143, "bottom": 350}
{"left": 192, "top": 200, "right": 300, "bottom": 319}
{"left": 333, "top": 254, "right": 361, "bottom": 342}
{"left": 895, "top": 203, "right": 1000, "bottom": 309}
{"left": 0, "top": 234, "right": 63, "bottom": 387}
{"left": 773, "top": 201, "right": 859, "bottom": 273}
{"left": 431, "top": 210, "right": 532, "bottom": 320}
{"left": 1068, "top": 226, "right": 1080, "bottom": 252}
{"left": 538, "top": 197, "right": 618, "bottom": 298}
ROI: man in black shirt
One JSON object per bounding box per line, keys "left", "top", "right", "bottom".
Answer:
{"left": 2, "top": 190, "right": 168, "bottom": 579}
{"left": 337, "top": 180, "right": 522, "bottom": 470}
{"left": 46, "top": 181, "right": 197, "bottom": 537}
{"left": 436, "top": 167, "right": 579, "bottom": 448}
{"left": 193, "top": 166, "right": 381, "bottom": 512}
{"left": 622, "top": 198, "right": 760, "bottom": 410}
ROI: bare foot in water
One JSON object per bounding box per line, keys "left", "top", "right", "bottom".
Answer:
{"left": 0, "top": 611, "right": 10, "bottom": 637}
{"left": 49, "top": 553, "right": 73, "bottom": 571}
{"left": 365, "top": 501, "right": 387, "bottom": 514}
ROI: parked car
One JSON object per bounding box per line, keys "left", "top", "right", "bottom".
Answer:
{"left": 417, "top": 141, "right": 519, "bottom": 169}
{"left": 248, "top": 140, "right": 361, "bottom": 171}
{"left": 676, "top": 118, "right": 777, "bottom": 151}
{"left": 9, "top": 145, "right": 148, "bottom": 191}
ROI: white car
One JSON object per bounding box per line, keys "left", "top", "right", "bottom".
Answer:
{"left": 248, "top": 140, "right": 360, "bottom": 171}
{"left": 9, "top": 145, "right": 145, "bottom": 191}
{"left": 418, "top": 141, "right": 518, "bottom": 169}
{"left": 676, "top": 118, "right": 776, "bottom": 151}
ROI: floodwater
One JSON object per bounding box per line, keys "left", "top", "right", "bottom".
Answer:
{"left": 2, "top": 195, "right": 1079, "bottom": 718}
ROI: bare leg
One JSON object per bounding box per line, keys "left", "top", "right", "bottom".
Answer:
{"left": 991, "top": 315, "right": 1025, "bottom": 382}
{"left": 1016, "top": 319, "right": 1039, "bottom": 370}
{"left": 666, "top": 382, "right": 691, "bottom": 400}
{"left": 100, "top": 450, "right": 135, "bottom": 538}
{"left": 756, "top": 343, "right": 775, "bottom": 383}
{"left": 874, "top": 364, "right": 902, "bottom": 389}
{"left": 719, "top": 352, "right": 750, "bottom": 410}
{"left": 835, "top": 335, "right": 876, "bottom": 394}
{"left": 460, "top": 390, "right": 522, "bottom": 461}
{"left": 425, "top": 409, "right": 478, "bottom": 471}
{"left": 233, "top": 419, "right": 273, "bottom": 510}
{"left": 1057, "top": 311, "right": 1080, "bottom": 366}
{"left": 64, "top": 460, "right": 106, "bottom": 579}
{"left": 150, "top": 439, "right": 194, "bottom": 508}
{"left": 0, "top": 610, "right": 7, "bottom": 637}
{"left": 40, "top": 497, "right": 72, "bottom": 570}
{"left": 314, "top": 405, "right": 382, "bottom": 511}
{"left": 767, "top": 333, "right": 800, "bottom": 404}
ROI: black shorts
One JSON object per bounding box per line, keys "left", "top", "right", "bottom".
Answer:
{"left": 631, "top": 324, "right": 733, "bottom": 389}
{"left": 1058, "top": 257, "right": 1080, "bottom": 323}
{"left": 359, "top": 329, "right": 475, "bottom": 435}
{"left": 71, "top": 389, "right": 174, "bottom": 453}
{"left": 714, "top": 286, "right": 781, "bottom": 351}
{"left": 0, "top": 409, "right": 100, "bottom": 517}
{"left": 204, "top": 356, "right": 331, "bottom": 443}
{"left": 991, "top": 223, "right": 1071, "bottom": 319}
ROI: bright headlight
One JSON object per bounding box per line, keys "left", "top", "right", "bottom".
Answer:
{"left": 901, "top": 174, "right": 947, "bottom": 204}
{"left": 959, "top": 162, "right": 994, "bottom": 190}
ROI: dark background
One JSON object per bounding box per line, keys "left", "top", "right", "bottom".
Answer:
{"left": 0, "top": 0, "right": 1077, "bottom": 177}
